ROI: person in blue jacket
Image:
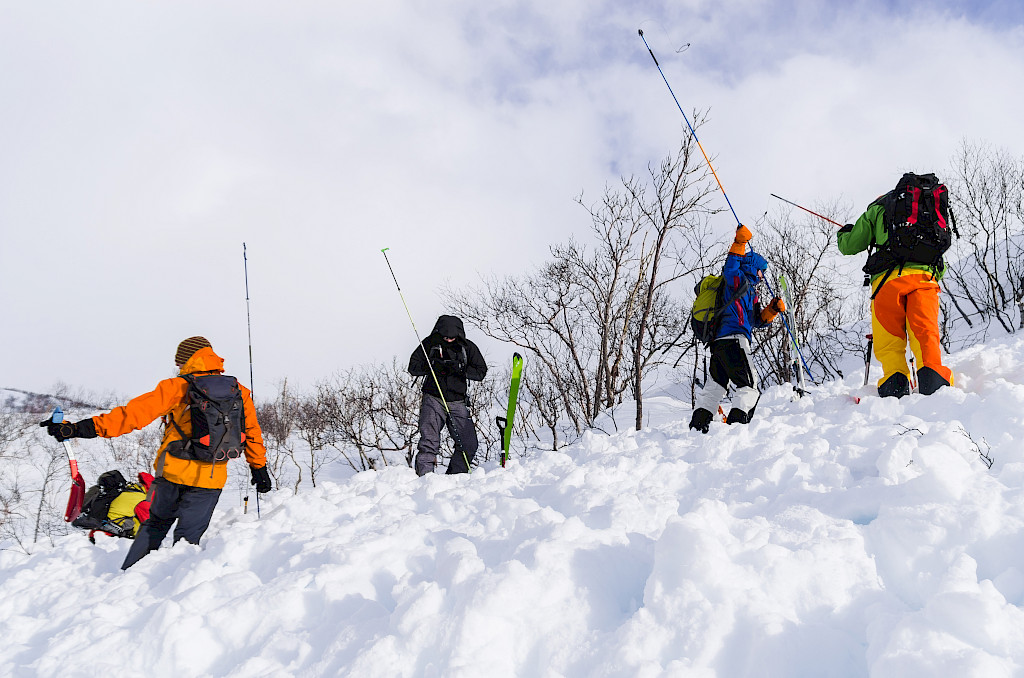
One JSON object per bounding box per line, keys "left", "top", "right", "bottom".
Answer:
{"left": 689, "top": 225, "right": 786, "bottom": 433}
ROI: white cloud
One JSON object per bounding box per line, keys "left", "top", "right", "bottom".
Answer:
{"left": 1, "top": 1, "right": 1022, "bottom": 398}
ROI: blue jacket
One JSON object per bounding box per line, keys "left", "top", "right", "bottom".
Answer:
{"left": 716, "top": 251, "right": 769, "bottom": 341}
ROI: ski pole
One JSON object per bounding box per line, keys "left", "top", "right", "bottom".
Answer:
{"left": 764, "top": 196, "right": 844, "bottom": 385}
{"left": 381, "top": 248, "right": 472, "bottom": 473}
{"left": 243, "top": 243, "right": 255, "bottom": 400}
{"left": 863, "top": 334, "right": 873, "bottom": 387}
{"left": 638, "top": 29, "right": 741, "bottom": 227}
{"left": 639, "top": 30, "right": 814, "bottom": 384}
{"left": 749, "top": 245, "right": 817, "bottom": 384}
{"left": 243, "top": 243, "right": 257, "bottom": 515}
{"left": 769, "top": 194, "right": 844, "bottom": 227}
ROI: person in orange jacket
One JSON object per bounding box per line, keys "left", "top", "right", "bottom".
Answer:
{"left": 41, "top": 336, "right": 271, "bottom": 569}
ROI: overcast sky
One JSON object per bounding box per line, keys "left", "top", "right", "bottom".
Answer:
{"left": 2, "top": 1, "right": 1023, "bottom": 400}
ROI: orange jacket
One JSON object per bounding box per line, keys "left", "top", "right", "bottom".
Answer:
{"left": 90, "top": 347, "right": 267, "bottom": 489}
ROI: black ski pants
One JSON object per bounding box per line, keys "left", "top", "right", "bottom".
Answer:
{"left": 693, "top": 335, "right": 760, "bottom": 422}
{"left": 415, "top": 394, "right": 478, "bottom": 476}
{"left": 121, "top": 476, "right": 222, "bottom": 570}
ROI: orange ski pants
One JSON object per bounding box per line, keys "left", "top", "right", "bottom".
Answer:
{"left": 870, "top": 271, "right": 953, "bottom": 388}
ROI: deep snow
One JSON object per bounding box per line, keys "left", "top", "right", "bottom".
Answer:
{"left": 3, "top": 334, "right": 1024, "bottom": 677}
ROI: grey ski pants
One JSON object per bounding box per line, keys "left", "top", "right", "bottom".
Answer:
{"left": 415, "top": 394, "right": 478, "bottom": 476}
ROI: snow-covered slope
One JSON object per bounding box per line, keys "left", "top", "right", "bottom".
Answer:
{"left": 3, "top": 335, "right": 1024, "bottom": 677}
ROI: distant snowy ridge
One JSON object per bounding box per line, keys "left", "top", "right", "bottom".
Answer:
{"left": 1, "top": 386, "right": 108, "bottom": 412}
{"left": 3, "top": 334, "right": 1024, "bottom": 677}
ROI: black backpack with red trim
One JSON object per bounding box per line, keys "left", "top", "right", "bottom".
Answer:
{"left": 167, "top": 374, "right": 246, "bottom": 463}
{"left": 866, "top": 173, "right": 957, "bottom": 276}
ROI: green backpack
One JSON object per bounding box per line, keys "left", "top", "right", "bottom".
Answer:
{"left": 690, "top": 274, "right": 748, "bottom": 345}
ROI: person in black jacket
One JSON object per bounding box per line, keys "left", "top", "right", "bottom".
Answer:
{"left": 408, "top": 315, "right": 488, "bottom": 475}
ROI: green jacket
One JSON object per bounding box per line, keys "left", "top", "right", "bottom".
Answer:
{"left": 837, "top": 202, "right": 946, "bottom": 282}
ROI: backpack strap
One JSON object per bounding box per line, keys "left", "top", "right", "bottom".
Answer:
{"left": 155, "top": 446, "right": 168, "bottom": 478}
{"left": 870, "top": 265, "right": 896, "bottom": 300}
{"left": 870, "top": 258, "right": 911, "bottom": 300}
{"left": 166, "top": 413, "right": 190, "bottom": 446}
{"left": 161, "top": 375, "right": 198, "bottom": 469}
{"left": 700, "top": 276, "right": 751, "bottom": 345}
{"left": 711, "top": 276, "right": 750, "bottom": 322}
{"left": 868, "top": 190, "right": 900, "bottom": 300}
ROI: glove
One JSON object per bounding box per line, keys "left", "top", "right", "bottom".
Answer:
{"left": 39, "top": 417, "right": 97, "bottom": 442}
{"left": 430, "top": 345, "right": 465, "bottom": 376}
{"left": 447, "top": 356, "right": 467, "bottom": 375}
{"left": 838, "top": 223, "right": 854, "bottom": 235}
{"left": 250, "top": 465, "right": 272, "bottom": 493}
{"left": 760, "top": 296, "right": 786, "bottom": 323}
{"left": 730, "top": 224, "right": 753, "bottom": 256}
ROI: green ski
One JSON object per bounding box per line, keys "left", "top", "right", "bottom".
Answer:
{"left": 495, "top": 352, "right": 524, "bottom": 467}
{"left": 778, "top": 275, "right": 806, "bottom": 394}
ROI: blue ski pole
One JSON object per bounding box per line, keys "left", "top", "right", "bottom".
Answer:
{"left": 639, "top": 29, "right": 815, "bottom": 384}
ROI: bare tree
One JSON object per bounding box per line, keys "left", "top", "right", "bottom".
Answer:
{"left": 448, "top": 130, "right": 720, "bottom": 437}
{"left": 622, "top": 134, "right": 719, "bottom": 429}
{"left": 32, "top": 441, "right": 67, "bottom": 546}
{"left": 256, "top": 379, "right": 299, "bottom": 493}
{"left": 321, "top": 361, "right": 421, "bottom": 472}
{"left": 0, "top": 467, "right": 29, "bottom": 553}
{"left": 0, "top": 406, "right": 33, "bottom": 460}
{"left": 96, "top": 424, "right": 162, "bottom": 475}
{"left": 943, "top": 140, "right": 1024, "bottom": 340}
{"left": 755, "top": 206, "right": 864, "bottom": 385}
{"left": 295, "top": 389, "right": 340, "bottom": 488}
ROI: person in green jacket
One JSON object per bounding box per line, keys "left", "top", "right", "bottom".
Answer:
{"left": 838, "top": 174, "right": 954, "bottom": 397}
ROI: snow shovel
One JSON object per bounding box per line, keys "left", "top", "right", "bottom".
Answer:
{"left": 862, "top": 334, "right": 873, "bottom": 387}
{"left": 52, "top": 406, "right": 87, "bottom": 522}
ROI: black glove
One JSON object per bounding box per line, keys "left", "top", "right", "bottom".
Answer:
{"left": 39, "top": 417, "right": 97, "bottom": 442}
{"left": 437, "top": 358, "right": 467, "bottom": 376}
{"left": 838, "top": 223, "right": 854, "bottom": 235}
{"left": 429, "top": 343, "right": 466, "bottom": 377}
{"left": 250, "top": 465, "right": 272, "bottom": 493}
{"left": 449, "top": 355, "right": 467, "bottom": 375}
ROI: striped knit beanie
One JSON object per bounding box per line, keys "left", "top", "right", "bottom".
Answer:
{"left": 174, "top": 336, "right": 212, "bottom": 366}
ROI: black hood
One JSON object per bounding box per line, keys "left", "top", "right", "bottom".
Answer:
{"left": 431, "top": 315, "right": 466, "bottom": 340}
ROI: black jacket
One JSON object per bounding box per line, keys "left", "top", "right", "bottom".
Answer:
{"left": 408, "top": 315, "right": 487, "bottom": 402}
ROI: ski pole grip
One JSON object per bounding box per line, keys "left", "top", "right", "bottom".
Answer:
{"left": 51, "top": 406, "right": 64, "bottom": 424}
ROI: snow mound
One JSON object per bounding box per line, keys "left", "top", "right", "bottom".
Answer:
{"left": 3, "top": 335, "right": 1024, "bottom": 677}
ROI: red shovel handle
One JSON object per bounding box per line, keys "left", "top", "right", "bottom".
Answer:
{"left": 64, "top": 457, "right": 86, "bottom": 523}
